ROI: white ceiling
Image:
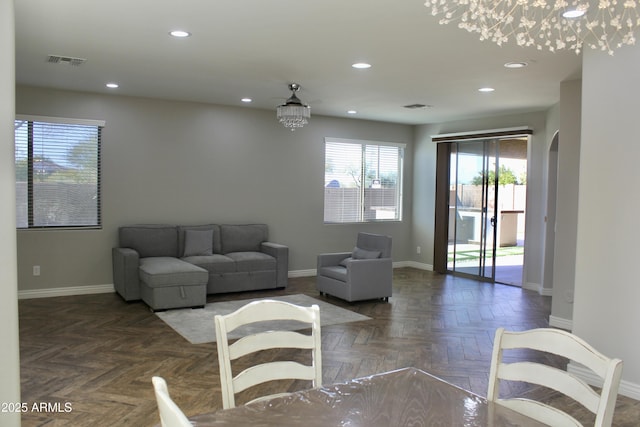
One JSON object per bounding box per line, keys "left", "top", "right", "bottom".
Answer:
{"left": 14, "top": 0, "right": 582, "bottom": 125}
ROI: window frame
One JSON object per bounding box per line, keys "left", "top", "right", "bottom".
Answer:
{"left": 15, "top": 115, "right": 105, "bottom": 230}
{"left": 324, "top": 137, "right": 405, "bottom": 224}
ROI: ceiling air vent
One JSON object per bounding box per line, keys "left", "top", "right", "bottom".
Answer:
{"left": 403, "top": 103, "right": 432, "bottom": 109}
{"left": 46, "top": 55, "right": 87, "bottom": 66}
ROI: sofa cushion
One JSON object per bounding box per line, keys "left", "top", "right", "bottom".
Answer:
{"left": 182, "top": 254, "right": 236, "bottom": 274}
{"left": 183, "top": 229, "right": 214, "bottom": 257}
{"left": 120, "top": 225, "right": 178, "bottom": 258}
{"left": 220, "top": 224, "right": 268, "bottom": 254}
{"left": 339, "top": 257, "right": 353, "bottom": 267}
{"left": 178, "top": 225, "right": 222, "bottom": 255}
{"left": 139, "top": 257, "right": 208, "bottom": 288}
{"left": 318, "top": 265, "right": 347, "bottom": 282}
{"left": 225, "top": 252, "right": 276, "bottom": 272}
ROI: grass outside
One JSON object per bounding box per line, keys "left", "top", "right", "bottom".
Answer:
{"left": 448, "top": 245, "right": 524, "bottom": 262}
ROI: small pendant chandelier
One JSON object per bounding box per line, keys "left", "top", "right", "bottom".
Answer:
{"left": 277, "top": 83, "right": 310, "bottom": 131}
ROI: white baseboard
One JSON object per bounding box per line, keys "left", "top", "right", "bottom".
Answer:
{"left": 549, "top": 315, "right": 573, "bottom": 331}
{"left": 18, "top": 284, "right": 115, "bottom": 300}
{"left": 288, "top": 262, "right": 432, "bottom": 279}
{"left": 18, "top": 263, "right": 428, "bottom": 298}
{"left": 288, "top": 269, "right": 316, "bottom": 278}
{"left": 394, "top": 261, "right": 433, "bottom": 270}
{"left": 619, "top": 378, "right": 640, "bottom": 400}
{"left": 568, "top": 363, "right": 640, "bottom": 400}
{"left": 539, "top": 287, "right": 553, "bottom": 296}
{"left": 522, "top": 281, "right": 553, "bottom": 296}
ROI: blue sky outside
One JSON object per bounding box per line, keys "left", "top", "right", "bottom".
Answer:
{"left": 15, "top": 120, "right": 98, "bottom": 169}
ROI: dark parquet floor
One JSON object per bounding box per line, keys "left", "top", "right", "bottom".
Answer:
{"left": 18, "top": 268, "right": 640, "bottom": 426}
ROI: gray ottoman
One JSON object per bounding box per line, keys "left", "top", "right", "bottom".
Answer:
{"left": 139, "top": 257, "right": 208, "bottom": 311}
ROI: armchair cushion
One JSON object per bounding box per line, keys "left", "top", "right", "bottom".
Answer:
{"left": 320, "top": 265, "right": 348, "bottom": 282}
{"left": 352, "top": 247, "right": 381, "bottom": 260}
{"left": 338, "top": 246, "right": 381, "bottom": 267}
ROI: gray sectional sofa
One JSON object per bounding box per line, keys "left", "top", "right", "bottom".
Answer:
{"left": 112, "top": 224, "right": 288, "bottom": 311}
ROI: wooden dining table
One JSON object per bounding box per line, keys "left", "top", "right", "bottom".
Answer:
{"left": 187, "top": 367, "right": 546, "bottom": 426}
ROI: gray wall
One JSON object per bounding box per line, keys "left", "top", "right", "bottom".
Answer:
{"left": 1, "top": 1, "right": 22, "bottom": 425}
{"left": 411, "top": 124, "right": 438, "bottom": 268}
{"left": 543, "top": 103, "right": 559, "bottom": 298}
{"left": 575, "top": 44, "right": 640, "bottom": 387}
{"left": 551, "top": 79, "right": 582, "bottom": 323}
{"left": 15, "top": 86, "right": 414, "bottom": 291}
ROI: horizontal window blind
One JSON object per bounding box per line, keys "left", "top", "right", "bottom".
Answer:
{"left": 324, "top": 138, "right": 404, "bottom": 223}
{"left": 15, "top": 117, "right": 102, "bottom": 229}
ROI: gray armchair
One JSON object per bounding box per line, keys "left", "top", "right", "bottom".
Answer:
{"left": 316, "top": 232, "right": 392, "bottom": 302}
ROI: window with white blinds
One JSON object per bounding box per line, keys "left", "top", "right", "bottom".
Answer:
{"left": 324, "top": 138, "right": 404, "bottom": 223}
{"left": 15, "top": 116, "right": 103, "bottom": 229}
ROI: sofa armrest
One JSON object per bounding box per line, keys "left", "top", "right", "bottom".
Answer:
{"left": 261, "top": 242, "right": 289, "bottom": 288}
{"left": 317, "top": 252, "right": 352, "bottom": 268}
{"left": 112, "top": 247, "right": 141, "bottom": 301}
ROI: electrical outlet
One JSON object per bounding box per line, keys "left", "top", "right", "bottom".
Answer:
{"left": 416, "top": 246, "right": 421, "bottom": 254}
{"left": 33, "top": 265, "right": 41, "bottom": 276}
{"left": 565, "top": 290, "right": 574, "bottom": 303}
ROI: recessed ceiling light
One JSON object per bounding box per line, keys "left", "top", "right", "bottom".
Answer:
{"left": 106, "top": 82, "right": 119, "bottom": 89}
{"left": 478, "top": 87, "right": 495, "bottom": 92}
{"left": 504, "top": 61, "right": 528, "bottom": 69}
{"left": 347, "top": 110, "right": 357, "bottom": 114}
{"left": 562, "top": 9, "right": 586, "bottom": 18}
{"left": 169, "top": 30, "right": 191, "bottom": 38}
{"left": 241, "top": 98, "right": 252, "bottom": 103}
{"left": 352, "top": 62, "right": 372, "bottom": 69}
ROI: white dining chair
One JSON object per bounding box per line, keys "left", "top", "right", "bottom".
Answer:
{"left": 151, "top": 376, "right": 193, "bottom": 427}
{"left": 214, "top": 299, "right": 322, "bottom": 409}
{"left": 487, "top": 327, "right": 623, "bottom": 427}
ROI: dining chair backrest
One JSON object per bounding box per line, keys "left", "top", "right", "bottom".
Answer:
{"left": 151, "top": 376, "right": 193, "bottom": 427}
{"left": 214, "top": 299, "right": 322, "bottom": 409}
{"left": 487, "top": 327, "right": 623, "bottom": 427}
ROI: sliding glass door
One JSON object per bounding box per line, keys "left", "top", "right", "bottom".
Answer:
{"left": 434, "top": 134, "right": 528, "bottom": 286}
{"left": 447, "top": 140, "right": 498, "bottom": 280}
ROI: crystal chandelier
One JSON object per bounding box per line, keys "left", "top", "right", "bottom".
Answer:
{"left": 277, "top": 83, "right": 310, "bottom": 130}
{"left": 423, "top": 0, "right": 640, "bottom": 55}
